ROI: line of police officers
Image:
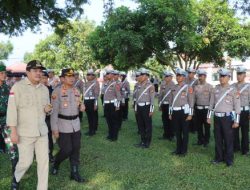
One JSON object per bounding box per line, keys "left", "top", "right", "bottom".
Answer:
{"left": 1, "top": 59, "right": 250, "bottom": 190}
{"left": 132, "top": 66, "right": 248, "bottom": 167}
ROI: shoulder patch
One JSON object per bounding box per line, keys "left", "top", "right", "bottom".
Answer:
{"left": 188, "top": 87, "right": 193, "bottom": 94}
{"left": 9, "top": 92, "right": 14, "bottom": 97}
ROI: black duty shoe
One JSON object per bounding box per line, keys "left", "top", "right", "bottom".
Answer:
{"left": 106, "top": 136, "right": 112, "bottom": 140}
{"left": 171, "top": 150, "right": 180, "bottom": 155}
{"left": 242, "top": 151, "right": 250, "bottom": 156}
{"left": 179, "top": 152, "right": 187, "bottom": 157}
{"left": 70, "top": 165, "right": 85, "bottom": 183}
{"left": 51, "top": 163, "right": 59, "bottom": 175}
{"left": 142, "top": 144, "right": 150, "bottom": 149}
{"left": 211, "top": 160, "right": 223, "bottom": 165}
{"left": 49, "top": 154, "right": 55, "bottom": 163}
{"left": 203, "top": 143, "right": 209, "bottom": 148}
{"left": 134, "top": 142, "right": 144, "bottom": 148}
{"left": 226, "top": 162, "right": 233, "bottom": 167}
{"left": 11, "top": 176, "right": 19, "bottom": 190}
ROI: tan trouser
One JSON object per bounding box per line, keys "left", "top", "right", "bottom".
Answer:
{"left": 15, "top": 135, "right": 49, "bottom": 190}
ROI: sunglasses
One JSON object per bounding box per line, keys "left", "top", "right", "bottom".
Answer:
{"left": 219, "top": 75, "right": 227, "bottom": 78}
{"left": 176, "top": 74, "right": 184, "bottom": 77}
{"left": 87, "top": 74, "right": 95, "bottom": 76}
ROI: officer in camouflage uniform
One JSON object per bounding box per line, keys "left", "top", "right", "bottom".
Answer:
{"left": 0, "top": 63, "right": 18, "bottom": 174}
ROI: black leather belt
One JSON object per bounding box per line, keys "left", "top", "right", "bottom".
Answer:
{"left": 58, "top": 114, "right": 79, "bottom": 120}
{"left": 0, "top": 112, "right": 6, "bottom": 117}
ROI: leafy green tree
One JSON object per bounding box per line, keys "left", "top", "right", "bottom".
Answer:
{"left": 0, "top": 41, "right": 13, "bottom": 64}
{"left": 88, "top": 0, "right": 250, "bottom": 71}
{"left": 28, "top": 20, "right": 98, "bottom": 71}
{"left": 87, "top": 6, "right": 152, "bottom": 70}
{"left": 0, "top": 0, "right": 88, "bottom": 36}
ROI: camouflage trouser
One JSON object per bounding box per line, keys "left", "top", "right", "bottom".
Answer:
{"left": 1, "top": 124, "right": 18, "bottom": 160}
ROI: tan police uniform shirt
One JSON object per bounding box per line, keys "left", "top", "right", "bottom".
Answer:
{"left": 133, "top": 82, "right": 139, "bottom": 102}
{"left": 169, "top": 83, "right": 194, "bottom": 109}
{"left": 194, "top": 82, "right": 213, "bottom": 106}
{"left": 83, "top": 79, "right": 100, "bottom": 100}
{"left": 158, "top": 81, "right": 175, "bottom": 105}
{"left": 185, "top": 78, "right": 198, "bottom": 87}
{"left": 135, "top": 80, "right": 155, "bottom": 105}
{"left": 7, "top": 77, "right": 49, "bottom": 137}
{"left": 209, "top": 84, "right": 241, "bottom": 114}
{"left": 121, "top": 79, "right": 130, "bottom": 99}
{"left": 74, "top": 79, "right": 84, "bottom": 94}
{"left": 103, "top": 80, "right": 122, "bottom": 102}
{"left": 51, "top": 85, "right": 81, "bottom": 133}
{"left": 231, "top": 82, "right": 250, "bottom": 107}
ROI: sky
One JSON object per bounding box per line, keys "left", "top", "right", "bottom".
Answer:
{"left": 0, "top": 0, "right": 138, "bottom": 66}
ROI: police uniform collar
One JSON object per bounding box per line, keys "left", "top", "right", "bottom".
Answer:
{"left": 178, "top": 82, "right": 186, "bottom": 87}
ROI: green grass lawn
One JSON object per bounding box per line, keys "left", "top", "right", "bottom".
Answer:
{"left": 1, "top": 104, "right": 250, "bottom": 190}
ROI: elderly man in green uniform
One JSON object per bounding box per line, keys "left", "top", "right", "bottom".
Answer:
{"left": 51, "top": 68, "right": 86, "bottom": 183}
{"left": 7, "top": 60, "right": 52, "bottom": 190}
{"left": 0, "top": 63, "right": 19, "bottom": 174}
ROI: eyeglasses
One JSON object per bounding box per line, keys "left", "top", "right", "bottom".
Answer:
{"left": 87, "top": 74, "right": 95, "bottom": 76}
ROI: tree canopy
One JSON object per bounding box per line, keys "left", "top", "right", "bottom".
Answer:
{"left": 0, "top": 41, "right": 13, "bottom": 64}
{"left": 25, "top": 20, "right": 98, "bottom": 72}
{"left": 0, "top": 0, "right": 88, "bottom": 36}
{"left": 87, "top": 0, "right": 250, "bottom": 71}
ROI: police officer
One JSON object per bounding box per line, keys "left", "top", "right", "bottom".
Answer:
{"left": 103, "top": 70, "right": 122, "bottom": 141}
{"left": 133, "top": 71, "right": 142, "bottom": 134}
{"left": 7, "top": 60, "right": 51, "bottom": 190}
{"left": 51, "top": 68, "right": 85, "bottom": 183}
{"left": 134, "top": 68, "right": 155, "bottom": 148}
{"left": 120, "top": 71, "right": 130, "bottom": 121}
{"left": 232, "top": 66, "right": 250, "bottom": 155}
{"left": 113, "top": 70, "right": 123, "bottom": 129}
{"left": 169, "top": 68, "right": 194, "bottom": 156}
{"left": 158, "top": 70, "right": 175, "bottom": 141}
{"left": 194, "top": 69, "right": 213, "bottom": 147}
{"left": 207, "top": 68, "right": 241, "bottom": 167}
{"left": 83, "top": 69, "right": 100, "bottom": 136}
{"left": 186, "top": 67, "right": 198, "bottom": 133}
{"left": 101, "top": 72, "right": 108, "bottom": 117}
{"left": 0, "top": 63, "right": 19, "bottom": 174}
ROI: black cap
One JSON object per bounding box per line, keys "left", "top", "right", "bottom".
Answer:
{"left": 42, "top": 71, "right": 49, "bottom": 77}
{"left": 26, "top": 60, "right": 46, "bottom": 71}
{"left": 61, "top": 68, "right": 75, "bottom": 77}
